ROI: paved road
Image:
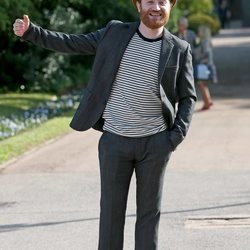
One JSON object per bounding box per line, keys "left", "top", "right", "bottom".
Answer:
{"left": 0, "top": 28, "right": 250, "bottom": 250}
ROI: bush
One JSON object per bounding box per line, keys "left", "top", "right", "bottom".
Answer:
{"left": 177, "top": 0, "right": 213, "bottom": 16}
{"left": 188, "top": 13, "right": 221, "bottom": 34}
{"left": 167, "top": 6, "right": 183, "bottom": 32}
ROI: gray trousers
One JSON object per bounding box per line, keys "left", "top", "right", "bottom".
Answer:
{"left": 98, "top": 131, "right": 172, "bottom": 250}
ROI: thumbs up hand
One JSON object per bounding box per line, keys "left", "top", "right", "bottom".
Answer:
{"left": 13, "top": 15, "right": 30, "bottom": 37}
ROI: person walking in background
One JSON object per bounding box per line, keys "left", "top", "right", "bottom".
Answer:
{"left": 193, "top": 25, "right": 218, "bottom": 111}
{"left": 175, "top": 17, "right": 196, "bottom": 51}
{"left": 13, "top": 0, "right": 196, "bottom": 249}
{"left": 218, "top": 0, "right": 231, "bottom": 29}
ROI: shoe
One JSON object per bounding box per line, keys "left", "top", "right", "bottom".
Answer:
{"left": 200, "top": 105, "right": 210, "bottom": 111}
{"left": 200, "top": 102, "right": 213, "bottom": 111}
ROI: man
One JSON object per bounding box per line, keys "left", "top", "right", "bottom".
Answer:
{"left": 13, "top": 0, "right": 196, "bottom": 249}
{"left": 175, "top": 17, "right": 196, "bottom": 51}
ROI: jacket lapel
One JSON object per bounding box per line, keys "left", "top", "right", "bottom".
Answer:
{"left": 158, "top": 28, "right": 175, "bottom": 127}
{"left": 110, "top": 23, "right": 174, "bottom": 85}
{"left": 110, "top": 21, "right": 139, "bottom": 82}
{"left": 158, "top": 27, "right": 174, "bottom": 83}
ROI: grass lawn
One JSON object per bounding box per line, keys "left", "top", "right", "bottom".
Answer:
{"left": 0, "top": 111, "right": 74, "bottom": 164}
{"left": 0, "top": 92, "right": 55, "bottom": 117}
{"left": 0, "top": 93, "right": 76, "bottom": 165}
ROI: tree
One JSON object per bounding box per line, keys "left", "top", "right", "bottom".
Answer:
{"left": 177, "top": 0, "right": 213, "bottom": 16}
{"left": 0, "top": 0, "right": 216, "bottom": 93}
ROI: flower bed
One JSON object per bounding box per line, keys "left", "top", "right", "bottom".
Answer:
{"left": 0, "top": 92, "right": 81, "bottom": 140}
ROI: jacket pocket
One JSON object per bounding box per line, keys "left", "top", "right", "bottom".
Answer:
{"left": 163, "top": 66, "right": 179, "bottom": 89}
{"left": 166, "top": 65, "right": 179, "bottom": 71}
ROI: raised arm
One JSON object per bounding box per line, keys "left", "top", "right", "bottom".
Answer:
{"left": 13, "top": 15, "right": 107, "bottom": 55}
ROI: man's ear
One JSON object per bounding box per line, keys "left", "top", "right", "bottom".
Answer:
{"left": 171, "top": 0, "right": 177, "bottom": 8}
{"left": 136, "top": 1, "right": 141, "bottom": 13}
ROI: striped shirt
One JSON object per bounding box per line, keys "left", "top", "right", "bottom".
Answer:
{"left": 103, "top": 30, "right": 167, "bottom": 137}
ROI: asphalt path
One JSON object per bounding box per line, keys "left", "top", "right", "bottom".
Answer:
{"left": 0, "top": 28, "right": 250, "bottom": 250}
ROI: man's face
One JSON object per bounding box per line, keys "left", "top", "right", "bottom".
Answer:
{"left": 137, "top": 0, "right": 171, "bottom": 29}
{"left": 178, "top": 23, "right": 187, "bottom": 33}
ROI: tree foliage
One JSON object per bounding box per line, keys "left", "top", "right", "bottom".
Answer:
{"left": 177, "top": 0, "right": 213, "bottom": 16}
{"left": 0, "top": 0, "right": 215, "bottom": 93}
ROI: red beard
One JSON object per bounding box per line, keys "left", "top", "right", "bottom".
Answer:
{"left": 140, "top": 8, "right": 169, "bottom": 29}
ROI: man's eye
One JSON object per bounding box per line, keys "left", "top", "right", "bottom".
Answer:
{"left": 159, "top": 1, "right": 167, "bottom": 5}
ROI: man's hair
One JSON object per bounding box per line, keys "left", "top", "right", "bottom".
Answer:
{"left": 132, "top": 0, "right": 177, "bottom": 8}
{"left": 178, "top": 17, "right": 188, "bottom": 26}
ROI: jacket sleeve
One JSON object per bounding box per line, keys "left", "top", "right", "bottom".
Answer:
{"left": 21, "top": 22, "right": 109, "bottom": 55}
{"left": 169, "top": 44, "right": 197, "bottom": 150}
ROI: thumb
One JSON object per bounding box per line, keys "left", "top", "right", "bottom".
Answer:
{"left": 23, "top": 15, "right": 30, "bottom": 30}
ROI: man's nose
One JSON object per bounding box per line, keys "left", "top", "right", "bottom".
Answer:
{"left": 152, "top": 2, "right": 161, "bottom": 11}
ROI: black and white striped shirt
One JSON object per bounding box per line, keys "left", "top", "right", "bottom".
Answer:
{"left": 103, "top": 30, "right": 167, "bottom": 137}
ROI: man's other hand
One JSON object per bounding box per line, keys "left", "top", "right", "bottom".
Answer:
{"left": 13, "top": 15, "right": 30, "bottom": 37}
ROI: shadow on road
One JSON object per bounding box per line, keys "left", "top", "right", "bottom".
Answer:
{"left": 1, "top": 201, "right": 250, "bottom": 233}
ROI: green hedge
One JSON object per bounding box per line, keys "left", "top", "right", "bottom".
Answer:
{"left": 188, "top": 13, "right": 221, "bottom": 34}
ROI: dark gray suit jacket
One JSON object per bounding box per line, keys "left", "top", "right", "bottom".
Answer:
{"left": 22, "top": 20, "right": 197, "bottom": 150}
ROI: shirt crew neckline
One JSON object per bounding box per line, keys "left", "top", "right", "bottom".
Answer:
{"left": 136, "top": 29, "right": 163, "bottom": 42}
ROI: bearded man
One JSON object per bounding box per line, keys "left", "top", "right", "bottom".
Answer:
{"left": 13, "top": 0, "right": 196, "bottom": 249}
